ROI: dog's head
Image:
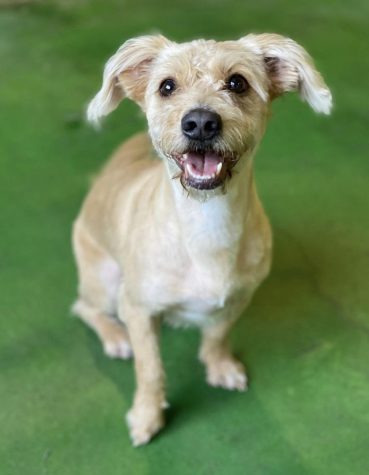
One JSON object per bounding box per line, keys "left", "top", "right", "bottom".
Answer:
{"left": 87, "top": 34, "right": 331, "bottom": 195}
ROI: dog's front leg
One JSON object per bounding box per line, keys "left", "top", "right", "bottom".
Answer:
{"left": 199, "top": 315, "right": 247, "bottom": 392}
{"left": 121, "top": 297, "right": 166, "bottom": 446}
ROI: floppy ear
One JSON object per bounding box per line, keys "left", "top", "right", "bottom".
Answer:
{"left": 241, "top": 33, "right": 332, "bottom": 114}
{"left": 87, "top": 35, "right": 172, "bottom": 124}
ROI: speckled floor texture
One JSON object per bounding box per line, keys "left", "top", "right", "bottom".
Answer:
{"left": 1, "top": 1, "right": 368, "bottom": 474}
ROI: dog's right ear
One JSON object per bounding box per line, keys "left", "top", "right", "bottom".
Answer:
{"left": 87, "top": 35, "right": 172, "bottom": 125}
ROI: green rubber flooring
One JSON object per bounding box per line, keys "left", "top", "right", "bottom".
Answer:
{"left": 1, "top": 1, "right": 368, "bottom": 474}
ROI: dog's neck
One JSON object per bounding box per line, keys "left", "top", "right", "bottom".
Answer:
{"left": 167, "top": 155, "right": 255, "bottom": 259}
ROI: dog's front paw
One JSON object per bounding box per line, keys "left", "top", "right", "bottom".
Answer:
{"left": 206, "top": 358, "right": 248, "bottom": 391}
{"left": 126, "top": 402, "right": 164, "bottom": 447}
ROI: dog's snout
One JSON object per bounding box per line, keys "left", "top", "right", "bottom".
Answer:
{"left": 181, "top": 108, "right": 222, "bottom": 141}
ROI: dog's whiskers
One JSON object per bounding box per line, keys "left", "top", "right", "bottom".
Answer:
{"left": 171, "top": 171, "right": 182, "bottom": 181}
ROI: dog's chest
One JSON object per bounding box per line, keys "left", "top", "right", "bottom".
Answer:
{"left": 167, "top": 257, "right": 237, "bottom": 326}
{"left": 143, "top": 198, "right": 246, "bottom": 324}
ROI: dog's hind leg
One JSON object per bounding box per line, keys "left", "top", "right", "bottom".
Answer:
{"left": 72, "top": 221, "right": 132, "bottom": 359}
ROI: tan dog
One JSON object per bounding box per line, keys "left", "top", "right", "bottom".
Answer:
{"left": 72, "top": 33, "right": 331, "bottom": 446}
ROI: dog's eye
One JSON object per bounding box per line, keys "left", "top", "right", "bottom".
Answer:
{"left": 225, "top": 74, "right": 249, "bottom": 94}
{"left": 159, "top": 78, "right": 176, "bottom": 97}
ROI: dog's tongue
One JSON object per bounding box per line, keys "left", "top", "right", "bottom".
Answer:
{"left": 184, "top": 152, "right": 221, "bottom": 176}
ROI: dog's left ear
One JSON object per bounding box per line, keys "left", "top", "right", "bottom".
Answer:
{"left": 240, "top": 33, "right": 332, "bottom": 114}
{"left": 87, "top": 35, "right": 172, "bottom": 124}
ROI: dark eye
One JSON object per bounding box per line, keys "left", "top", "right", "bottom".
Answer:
{"left": 225, "top": 74, "right": 249, "bottom": 94}
{"left": 159, "top": 78, "right": 176, "bottom": 97}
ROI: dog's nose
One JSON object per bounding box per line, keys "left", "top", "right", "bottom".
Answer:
{"left": 181, "top": 108, "right": 222, "bottom": 141}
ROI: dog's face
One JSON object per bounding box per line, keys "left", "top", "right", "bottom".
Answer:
{"left": 88, "top": 34, "right": 331, "bottom": 195}
{"left": 144, "top": 40, "right": 270, "bottom": 192}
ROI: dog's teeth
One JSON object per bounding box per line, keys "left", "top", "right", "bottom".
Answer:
{"left": 216, "top": 162, "right": 223, "bottom": 174}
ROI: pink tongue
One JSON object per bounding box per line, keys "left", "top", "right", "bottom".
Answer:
{"left": 185, "top": 152, "right": 221, "bottom": 176}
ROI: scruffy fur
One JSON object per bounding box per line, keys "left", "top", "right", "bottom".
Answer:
{"left": 72, "top": 33, "right": 331, "bottom": 446}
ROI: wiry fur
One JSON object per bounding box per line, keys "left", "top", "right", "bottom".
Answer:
{"left": 74, "top": 33, "right": 331, "bottom": 446}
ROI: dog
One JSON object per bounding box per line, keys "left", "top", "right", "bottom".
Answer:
{"left": 72, "top": 33, "right": 331, "bottom": 446}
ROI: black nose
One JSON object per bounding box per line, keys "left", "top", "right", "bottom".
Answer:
{"left": 181, "top": 108, "right": 222, "bottom": 141}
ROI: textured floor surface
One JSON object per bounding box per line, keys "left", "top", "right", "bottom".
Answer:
{"left": 1, "top": 1, "right": 368, "bottom": 474}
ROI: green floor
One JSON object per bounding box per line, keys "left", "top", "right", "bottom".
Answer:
{"left": 1, "top": 0, "right": 369, "bottom": 474}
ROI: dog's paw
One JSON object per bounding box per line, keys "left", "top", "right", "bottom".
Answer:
{"left": 206, "top": 358, "right": 248, "bottom": 391}
{"left": 126, "top": 402, "right": 164, "bottom": 447}
{"left": 102, "top": 323, "right": 133, "bottom": 360}
{"left": 103, "top": 338, "right": 132, "bottom": 359}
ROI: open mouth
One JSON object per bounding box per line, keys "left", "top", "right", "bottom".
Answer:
{"left": 171, "top": 150, "right": 239, "bottom": 190}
